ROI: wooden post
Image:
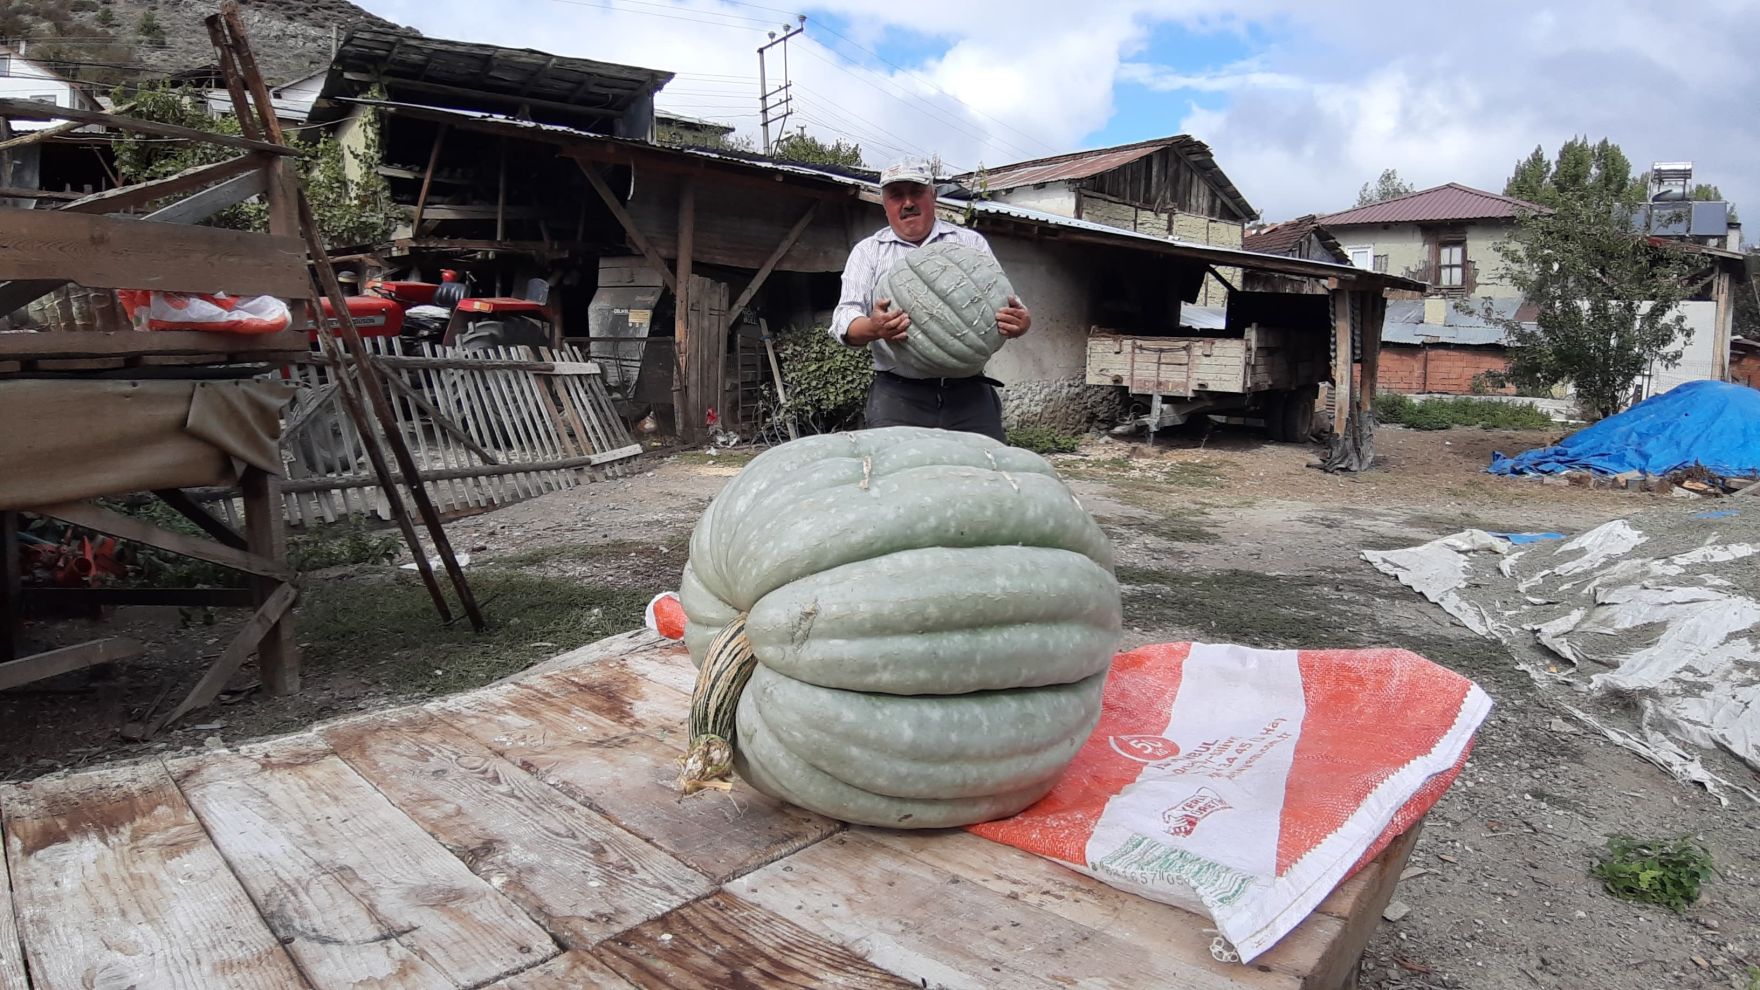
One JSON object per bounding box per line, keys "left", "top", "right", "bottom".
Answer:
{"left": 1712, "top": 268, "right": 1733, "bottom": 380}
{"left": 241, "top": 469, "right": 298, "bottom": 695}
{"left": 674, "top": 178, "right": 695, "bottom": 441}
{"left": 1331, "top": 288, "right": 1353, "bottom": 429}
{"left": 1356, "top": 291, "right": 1383, "bottom": 420}
{"left": 1, "top": 510, "right": 18, "bottom": 665}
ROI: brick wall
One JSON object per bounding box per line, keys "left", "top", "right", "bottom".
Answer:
{"left": 1732, "top": 349, "right": 1760, "bottom": 389}
{"left": 1371, "top": 344, "right": 1513, "bottom": 395}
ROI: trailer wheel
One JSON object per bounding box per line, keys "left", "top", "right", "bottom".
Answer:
{"left": 1262, "top": 390, "right": 1290, "bottom": 442}
{"left": 1280, "top": 385, "right": 1318, "bottom": 443}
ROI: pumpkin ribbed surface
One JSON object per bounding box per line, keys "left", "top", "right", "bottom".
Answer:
{"left": 878, "top": 240, "right": 1014, "bottom": 379}
{"left": 678, "top": 427, "right": 1120, "bottom": 828}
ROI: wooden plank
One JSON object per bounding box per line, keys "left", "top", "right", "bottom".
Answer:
{"left": 0, "top": 99, "right": 298, "bottom": 156}
{"left": 1331, "top": 290, "right": 1353, "bottom": 425}
{"left": 674, "top": 182, "right": 696, "bottom": 441}
{"left": 35, "top": 501, "right": 291, "bottom": 581}
{"left": 0, "top": 637, "right": 143, "bottom": 692}
{"left": 0, "top": 211, "right": 308, "bottom": 298}
{"left": 0, "top": 803, "right": 26, "bottom": 990}
{"left": 482, "top": 950, "right": 637, "bottom": 989}
{"left": 578, "top": 162, "right": 678, "bottom": 295}
{"left": 728, "top": 831, "right": 1300, "bottom": 990}
{"left": 0, "top": 762, "right": 307, "bottom": 990}
{"left": 143, "top": 168, "right": 272, "bottom": 227}
{"left": 411, "top": 124, "right": 450, "bottom": 233}
{"left": 322, "top": 710, "right": 715, "bottom": 949}
{"left": 596, "top": 891, "right": 913, "bottom": 990}
{"left": 58, "top": 154, "right": 263, "bottom": 216}
{"left": 0, "top": 185, "right": 82, "bottom": 200}
{"left": 381, "top": 369, "right": 499, "bottom": 463}
{"left": 22, "top": 586, "right": 255, "bottom": 608}
{"left": 154, "top": 582, "right": 297, "bottom": 730}
{"left": 0, "top": 329, "right": 309, "bottom": 361}
{"left": 433, "top": 683, "right": 840, "bottom": 883}
{"left": 1299, "top": 825, "right": 1423, "bottom": 990}
{"left": 274, "top": 445, "right": 640, "bottom": 493}
{"left": 170, "top": 737, "right": 559, "bottom": 989}
{"left": 858, "top": 827, "right": 1351, "bottom": 984}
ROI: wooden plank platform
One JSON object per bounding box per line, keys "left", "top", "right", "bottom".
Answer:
{"left": 0, "top": 631, "right": 1420, "bottom": 990}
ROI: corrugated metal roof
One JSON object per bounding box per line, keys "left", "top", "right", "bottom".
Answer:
{"left": 954, "top": 135, "right": 1256, "bottom": 223}
{"left": 1318, "top": 183, "right": 1542, "bottom": 226}
{"left": 1242, "top": 214, "right": 1348, "bottom": 262}
{"left": 1380, "top": 298, "right": 1527, "bottom": 346}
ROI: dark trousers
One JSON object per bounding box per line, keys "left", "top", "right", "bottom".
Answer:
{"left": 864, "top": 370, "right": 1005, "bottom": 442}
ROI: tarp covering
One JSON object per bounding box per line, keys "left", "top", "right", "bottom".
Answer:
{"left": 1488, "top": 380, "right": 1760, "bottom": 478}
{"left": 0, "top": 379, "right": 293, "bottom": 510}
{"left": 1364, "top": 508, "right": 1760, "bottom": 805}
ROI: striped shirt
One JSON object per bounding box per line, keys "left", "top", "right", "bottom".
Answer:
{"left": 829, "top": 219, "right": 1008, "bottom": 377}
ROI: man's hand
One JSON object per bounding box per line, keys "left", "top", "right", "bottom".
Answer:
{"left": 846, "top": 298, "right": 911, "bottom": 346}
{"left": 997, "top": 295, "right": 1031, "bottom": 339}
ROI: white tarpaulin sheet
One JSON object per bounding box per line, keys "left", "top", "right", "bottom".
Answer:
{"left": 1365, "top": 510, "right": 1760, "bottom": 804}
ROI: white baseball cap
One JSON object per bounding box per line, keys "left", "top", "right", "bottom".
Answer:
{"left": 880, "top": 158, "right": 935, "bottom": 188}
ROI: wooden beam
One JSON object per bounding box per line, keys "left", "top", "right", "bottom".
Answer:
{"left": 153, "top": 489, "right": 248, "bottom": 551}
{"left": 1356, "top": 291, "right": 1383, "bottom": 417}
{"left": 675, "top": 178, "right": 695, "bottom": 439}
{"left": 274, "top": 446, "right": 642, "bottom": 493}
{"left": 725, "top": 201, "right": 819, "bottom": 330}
{"left": 58, "top": 154, "right": 263, "bottom": 215}
{"left": 0, "top": 638, "right": 143, "bottom": 692}
{"left": 379, "top": 371, "right": 500, "bottom": 464}
{"left": 0, "top": 117, "right": 86, "bottom": 152}
{"left": 33, "top": 501, "right": 293, "bottom": 581}
{"left": 1712, "top": 269, "right": 1733, "bottom": 380}
{"left": 0, "top": 210, "right": 308, "bottom": 298}
{"left": 0, "top": 329, "right": 308, "bottom": 362}
{"left": 206, "top": 15, "right": 263, "bottom": 142}
{"left": 577, "top": 161, "right": 678, "bottom": 294}
{"left": 241, "top": 469, "right": 298, "bottom": 696}
{"left": 411, "top": 123, "right": 450, "bottom": 234}
{"left": 0, "top": 99, "right": 297, "bottom": 157}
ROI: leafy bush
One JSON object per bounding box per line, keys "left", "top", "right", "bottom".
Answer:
{"left": 1375, "top": 392, "right": 1553, "bottom": 431}
{"left": 1007, "top": 426, "right": 1081, "bottom": 455}
{"left": 289, "top": 522, "right": 403, "bottom": 571}
{"left": 770, "top": 323, "right": 874, "bottom": 433}
{"left": 1591, "top": 835, "right": 1715, "bottom": 912}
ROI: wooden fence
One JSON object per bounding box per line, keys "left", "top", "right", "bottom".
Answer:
{"left": 276, "top": 338, "right": 641, "bottom": 526}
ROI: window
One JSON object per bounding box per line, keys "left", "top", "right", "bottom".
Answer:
{"left": 1346, "top": 245, "right": 1373, "bottom": 270}
{"left": 1373, "top": 254, "right": 1389, "bottom": 273}
{"left": 1437, "top": 240, "right": 1466, "bottom": 288}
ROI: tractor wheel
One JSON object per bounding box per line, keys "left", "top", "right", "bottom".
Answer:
{"left": 1262, "top": 390, "right": 1290, "bottom": 442}
{"left": 1280, "top": 385, "right": 1319, "bottom": 443}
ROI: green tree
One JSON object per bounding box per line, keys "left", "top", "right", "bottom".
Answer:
{"left": 1354, "top": 168, "right": 1415, "bottom": 207}
{"left": 96, "top": 6, "right": 116, "bottom": 26}
{"left": 137, "top": 10, "right": 164, "bottom": 45}
{"left": 1507, "top": 136, "right": 1632, "bottom": 207}
{"left": 1478, "top": 158, "right": 1706, "bottom": 418}
{"left": 770, "top": 127, "right": 864, "bottom": 168}
{"left": 1504, "top": 145, "right": 1551, "bottom": 202}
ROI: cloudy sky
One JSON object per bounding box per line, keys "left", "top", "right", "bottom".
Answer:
{"left": 356, "top": 0, "right": 1758, "bottom": 230}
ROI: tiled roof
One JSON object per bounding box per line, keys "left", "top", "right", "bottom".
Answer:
{"left": 1318, "top": 183, "right": 1542, "bottom": 226}
{"left": 954, "top": 135, "right": 1255, "bottom": 221}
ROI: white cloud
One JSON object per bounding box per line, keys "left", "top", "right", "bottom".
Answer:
{"left": 353, "top": 0, "right": 1760, "bottom": 235}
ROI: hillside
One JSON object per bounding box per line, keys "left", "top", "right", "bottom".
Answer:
{"left": 2, "top": 0, "right": 409, "bottom": 89}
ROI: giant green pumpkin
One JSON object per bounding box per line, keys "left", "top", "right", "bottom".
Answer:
{"left": 879, "top": 240, "right": 1014, "bottom": 379}
{"left": 677, "top": 426, "right": 1120, "bottom": 829}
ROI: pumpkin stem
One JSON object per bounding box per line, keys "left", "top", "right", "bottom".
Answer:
{"left": 677, "top": 613, "right": 756, "bottom": 794}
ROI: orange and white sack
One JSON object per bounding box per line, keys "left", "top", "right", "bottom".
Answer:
{"left": 116, "top": 290, "right": 292, "bottom": 334}
{"left": 645, "top": 591, "right": 687, "bottom": 641}
{"left": 969, "top": 642, "right": 1490, "bottom": 963}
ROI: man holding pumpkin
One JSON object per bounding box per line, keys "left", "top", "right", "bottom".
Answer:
{"left": 830, "top": 158, "right": 1031, "bottom": 442}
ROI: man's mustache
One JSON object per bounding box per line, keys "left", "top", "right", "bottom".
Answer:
{"left": 899, "top": 205, "right": 921, "bottom": 217}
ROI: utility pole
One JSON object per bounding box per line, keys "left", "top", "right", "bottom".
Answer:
{"left": 757, "top": 16, "right": 804, "bottom": 155}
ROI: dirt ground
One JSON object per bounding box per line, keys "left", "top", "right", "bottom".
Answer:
{"left": 5, "top": 424, "right": 1757, "bottom": 990}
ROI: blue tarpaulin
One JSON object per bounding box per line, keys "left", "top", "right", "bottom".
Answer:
{"left": 1489, "top": 380, "right": 1760, "bottom": 478}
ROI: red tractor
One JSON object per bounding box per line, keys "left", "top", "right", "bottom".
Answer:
{"left": 311, "top": 270, "right": 555, "bottom": 352}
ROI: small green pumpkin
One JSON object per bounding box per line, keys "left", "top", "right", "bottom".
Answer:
{"left": 879, "top": 240, "right": 1014, "bottom": 379}
{"left": 677, "top": 426, "right": 1120, "bottom": 829}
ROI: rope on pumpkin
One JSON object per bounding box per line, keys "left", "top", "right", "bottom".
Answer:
{"left": 677, "top": 612, "right": 757, "bottom": 794}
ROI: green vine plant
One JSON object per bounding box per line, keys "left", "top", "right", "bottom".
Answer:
{"left": 110, "top": 82, "right": 398, "bottom": 248}
{"left": 764, "top": 322, "right": 874, "bottom": 435}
